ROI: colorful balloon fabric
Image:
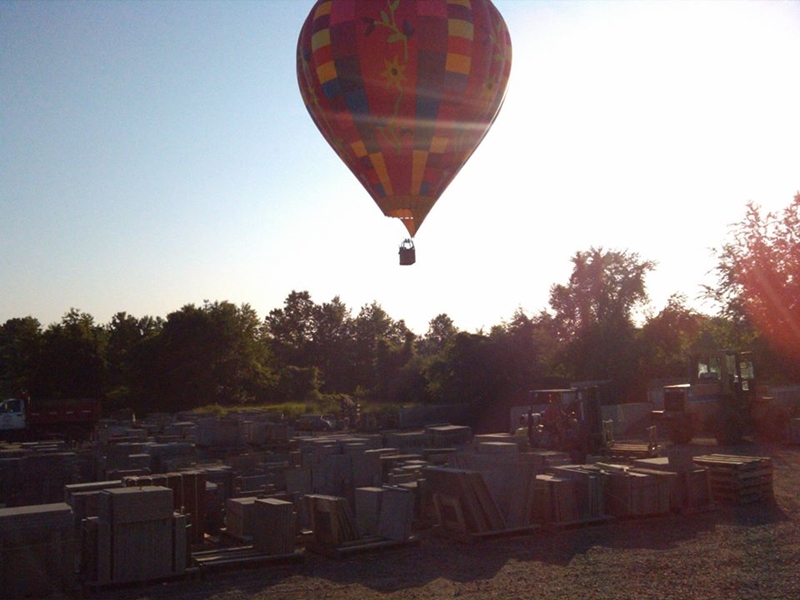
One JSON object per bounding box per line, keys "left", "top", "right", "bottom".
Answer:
{"left": 297, "top": 0, "right": 512, "bottom": 237}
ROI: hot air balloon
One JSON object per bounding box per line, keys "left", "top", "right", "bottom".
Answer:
{"left": 297, "top": 0, "right": 512, "bottom": 264}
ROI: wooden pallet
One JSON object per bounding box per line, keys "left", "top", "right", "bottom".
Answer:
{"left": 192, "top": 546, "right": 304, "bottom": 572}
{"left": 435, "top": 524, "right": 539, "bottom": 544}
{"left": 306, "top": 535, "right": 420, "bottom": 558}
{"left": 82, "top": 567, "right": 201, "bottom": 593}
{"left": 539, "top": 515, "right": 613, "bottom": 532}
{"left": 692, "top": 454, "right": 773, "bottom": 505}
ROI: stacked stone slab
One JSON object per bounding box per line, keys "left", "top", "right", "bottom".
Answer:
{"left": 306, "top": 494, "right": 360, "bottom": 547}
{"left": 551, "top": 464, "right": 607, "bottom": 520}
{"left": 631, "top": 455, "right": 712, "bottom": 511}
{"left": 693, "top": 454, "right": 773, "bottom": 504}
{"left": 0, "top": 450, "right": 81, "bottom": 506}
{"left": 531, "top": 474, "right": 580, "bottom": 524}
{"left": 195, "top": 417, "right": 244, "bottom": 448}
{"left": 426, "top": 424, "right": 472, "bottom": 448}
{"left": 241, "top": 420, "right": 294, "bottom": 447}
{"left": 147, "top": 441, "right": 196, "bottom": 473}
{"left": 104, "top": 442, "right": 150, "bottom": 474}
{"left": 64, "top": 480, "right": 124, "bottom": 536}
{"left": 596, "top": 464, "right": 672, "bottom": 517}
{"left": 423, "top": 466, "right": 507, "bottom": 535}
{"left": 353, "top": 486, "right": 415, "bottom": 542}
{"left": 383, "top": 430, "right": 429, "bottom": 452}
{"left": 293, "top": 435, "right": 387, "bottom": 507}
{"left": 251, "top": 497, "right": 297, "bottom": 555}
{"left": 124, "top": 471, "right": 206, "bottom": 545}
{"left": 354, "top": 487, "right": 384, "bottom": 536}
{"left": 0, "top": 502, "right": 75, "bottom": 599}
{"left": 82, "top": 486, "right": 188, "bottom": 585}
{"left": 447, "top": 445, "right": 550, "bottom": 528}
{"left": 225, "top": 496, "right": 258, "bottom": 541}
{"left": 376, "top": 486, "right": 416, "bottom": 541}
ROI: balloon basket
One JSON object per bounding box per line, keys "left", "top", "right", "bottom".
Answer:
{"left": 399, "top": 239, "right": 416, "bottom": 266}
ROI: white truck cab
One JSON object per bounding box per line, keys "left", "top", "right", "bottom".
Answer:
{"left": 0, "top": 397, "right": 26, "bottom": 432}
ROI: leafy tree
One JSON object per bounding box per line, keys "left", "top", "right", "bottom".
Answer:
{"left": 549, "top": 248, "right": 655, "bottom": 397}
{"left": 486, "top": 309, "right": 555, "bottom": 395}
{"left": 275, "top": 365, "right": 322, "bottom": 403}
{"left": 264, "top": 291, "right": 317, "bottom": 368}
{"left": 310, "top": 296, "right": 355, "bottom": 393}
{"left": 34, "top": 309, "right": 108, "bottom": 398}
{"left": 706, "top": 194, "right": 800, "bottom": 380}
{"left": 0, "top": 317, "right": 43, "bottom": 397}
{"left": 425, "top": 331, "right": 503, "bottom": 406}
{"left": 141, "top": 301, "right": 273, "bottom": 412}
{"left": 550, "top": 248, "right": 655, "bottom": 340}
{"left": 417, "top": 313, "right": 458, "bottom": 356}
{"left": 375, "top": 330, "right": 417, "bottom": 402}
{"left": 105, "top": 312, "right": 163, "bottom": 406}
{"left": 639, "top": 294, "right": 704, "bottom": 380}
{"left": 350, "top": 301, "right": 410, "bottom": 394}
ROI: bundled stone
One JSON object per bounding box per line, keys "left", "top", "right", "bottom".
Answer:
{"left": 0, "top": 450, "right": 81, "bottom": 506}
{"left": 251, "top": 497, "right": 297, "bottom": 555}
{"left": 81, "top": 486, "right": 188, "bottom": 585}
{"left": 693, "top": 454, "right": 773, "bottom": 504}
{"left": 0, "top": 503, "right": 76, "bottom": 598}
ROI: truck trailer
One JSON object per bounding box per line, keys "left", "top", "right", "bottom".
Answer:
{"left": 0, "top": 396, "right": 101, "bottom": 443}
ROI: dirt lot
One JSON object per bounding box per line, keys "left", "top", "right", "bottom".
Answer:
{"left": 107, "top": 440, "right": 800, "bottom": 600}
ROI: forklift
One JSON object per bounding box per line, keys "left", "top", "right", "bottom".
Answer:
{"left": 524, "top": 386, "right": 658, "bottom": 462}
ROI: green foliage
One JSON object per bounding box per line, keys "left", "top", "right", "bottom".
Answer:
{"left": 34, "top": 309, "right": 108, "bottom": 399}
{"left": 550, "top": 248, "right": 655, "bottom": 341}
{"left": 275, "top": 365, "right": 322, "bottom": 403}
{"left": 4, "top": 217, "right": 800, "bottom": 418}
{"left": 0, "top": 316, "right": 42, "bottom": 397}
{"left": 707, "top": 194, "right": 800, "bottom": 381}
{"left": 137, "top": 301, "right": 275, "bottom": 413}
{"left": 417, "top": 313, "right": 457, "bottom": 356}
{"left": 548, "top": 248, "right": 655, "bottom": 398}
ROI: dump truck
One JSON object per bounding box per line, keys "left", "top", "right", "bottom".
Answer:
{"left": 0, "top": 396, "right": 101, "bottom": 442}
{"left": 651, "top": 349, "right": 787, "bottom": 445}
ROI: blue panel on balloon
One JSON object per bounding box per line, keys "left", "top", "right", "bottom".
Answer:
{"left": 345, "top": 88, "right": 370, "bottom": 116}
{"left": 322, "top": 78, "right": 341, "bottom": 98}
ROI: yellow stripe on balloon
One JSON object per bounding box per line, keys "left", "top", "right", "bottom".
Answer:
{"left": 430, "top": 136, "right": 449, "bottom": 154}
{"left": 314, "top": 0, "right": 333, "bottom": 19}
{"left": 449, "top": 19, "right": 474, "bottom": 40}
{"left": 312, "top": 29, "right": 331, "bottom": 52}
{"left": 351, "top": 140, "right": 368, "bottom": 158}
{"left": 446, "top": 53, "right": 471, "bottom": 74}
{"left": 317, "top": 61, "right": 337, "bottom": 85}
{"left": 370, "top": 153, "right": 393, "bottom": 196}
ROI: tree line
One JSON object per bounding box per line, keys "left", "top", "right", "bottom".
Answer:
{"left": 2, "top": 195, "right": 798, "bottom": 417}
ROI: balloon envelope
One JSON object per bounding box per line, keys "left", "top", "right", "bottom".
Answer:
{"left": 297, "top": 0, "right": 512, "bottom": 237}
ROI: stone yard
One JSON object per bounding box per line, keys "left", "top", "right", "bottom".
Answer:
{"left": 1, "top": 412, "right": 799, "bottom": 599}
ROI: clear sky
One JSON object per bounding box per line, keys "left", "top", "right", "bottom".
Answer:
{"left": 2, "top": 0, "right": 799, "bottom": 335}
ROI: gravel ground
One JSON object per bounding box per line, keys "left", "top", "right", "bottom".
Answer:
{"left": 106, "top": 440, "right": 800, "bottom": 600}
